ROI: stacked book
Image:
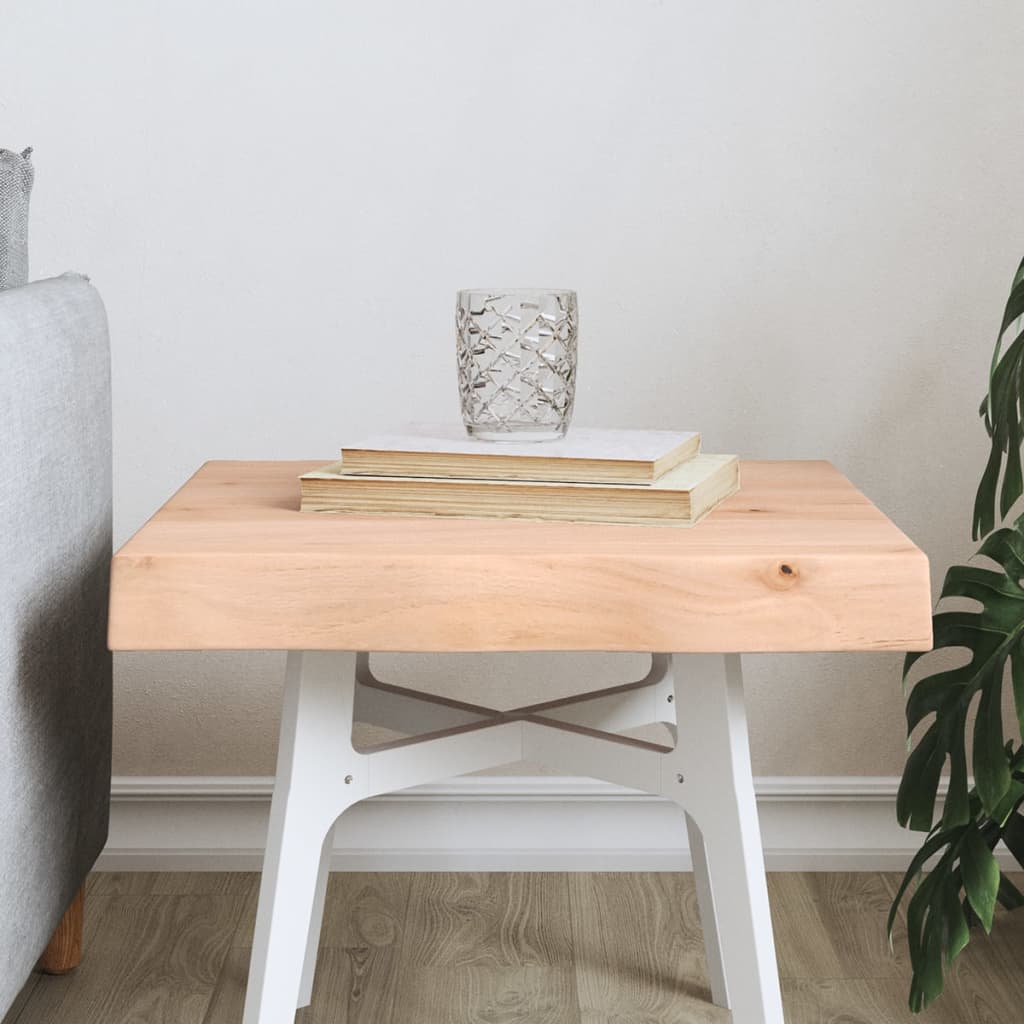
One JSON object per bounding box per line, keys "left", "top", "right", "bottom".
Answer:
{"left": 299, "top": 425, "right": 739, "bottom": 527}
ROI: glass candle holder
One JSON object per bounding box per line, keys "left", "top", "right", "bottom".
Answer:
{"left": 456, "top": 288, "right": 578, "bottom": 442}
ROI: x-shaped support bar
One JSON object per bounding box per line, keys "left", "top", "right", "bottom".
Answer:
{"left": 353, "top": 651, "right": 677, "bottom": 756}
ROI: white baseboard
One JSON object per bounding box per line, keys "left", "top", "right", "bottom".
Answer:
{"left": 98, "top": 774, "right": 994, "bottom": 873}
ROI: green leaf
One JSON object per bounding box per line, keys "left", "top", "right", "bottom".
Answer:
{"left": 974, "top": 445, "right": 1004, "bottom": 540}
{"left": 961, "top": 828, "right": 1000, "bottom": 932}
{"left": 909, "top": 980, "right": 925, "bottom": 1015}
{"left": 974, "top": 675, "right": 1012, "bottom": 814}
{"left": 1002, "top": 440, "right": 1024, "bottom": 520}
{"left": 898, "top": 725, "right": 946, "bottom": 831}
{"left": 901, "top": 522, "right": 1024, "bottom": 837}
{"left": 941, "top": 564, "right": 1024, "bottom": 604}
{"left": 979, "top": 526, "right": 1024, "bottom": 576}
{"left": 904, "top": 865, "right": 951, "bottom": 1011}
{"left": 989, "top": 774, "right": 1024, "bottom": 826}
{"left": 918, "top": 909, "right": 946, "bottom": 1007}
{"left": 930, "top": 612, "right": 1011, "bottom": 648}
{"left": 942, "top": 727, "right": 971, "bottom": 828}
{"left": 942, "top": 878, "right": 971, "bottom": 964}
{"left": 1011, "top": 651, "right": 1024, "bottom": 741}
{"left": 888, "top": 826, "right": 959, "bottom": 939}
{"left": 1010, "top": 255, "right": 1024, "bottom": 293}
{"left": 906, "top": 868, "right": 941, "bottom": 979}
{"left": 906, "top": 666, "right": 972, "bottom": 733}
{"left": 976, "top": 261, "right": 1024, "bottom": 539}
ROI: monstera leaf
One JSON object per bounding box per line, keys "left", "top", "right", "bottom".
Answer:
{"left": 899, "top": 522, "right": 1024, "bottom": 833}
{"left": 975, "top": 255, "right": 1024, "bottom": 539}
{"left": 893, "top": 257, "right": 1024, "bottom": 1011}
{"left": 889, "top": 760, "right": 1024, "bottom": 1010}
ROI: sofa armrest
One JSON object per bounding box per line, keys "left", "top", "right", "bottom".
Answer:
{"left": 0, "top": 273, "right": 112, "bottom": 1014}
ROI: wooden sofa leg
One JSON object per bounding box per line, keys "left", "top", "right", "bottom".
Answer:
{"left": 38, "top": 885, "right": 84, "bottom": 974}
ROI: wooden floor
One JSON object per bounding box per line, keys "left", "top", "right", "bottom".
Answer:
{"left": 5, "top": 872, "right": 1024, "bottom": 1023}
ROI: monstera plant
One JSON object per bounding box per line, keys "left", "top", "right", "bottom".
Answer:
{"left": 891, "top": 256, "right": 1024, "bottom": 1010}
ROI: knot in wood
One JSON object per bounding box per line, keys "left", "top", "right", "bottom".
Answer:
{"left": 764, "top": 560, "right": 800, "bottom": 590}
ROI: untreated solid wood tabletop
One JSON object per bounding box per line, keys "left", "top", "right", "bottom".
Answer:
{"left": 108, "top": 460, "right": 932, "bottom": 653}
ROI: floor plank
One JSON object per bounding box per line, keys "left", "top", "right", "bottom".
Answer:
{"left": 302, "top": 947, "right": 399, "bottom": 1024}
{"left": 388, "top": 966, "right": 578, "bottom": 1024}
{"left": 1, "top": 975, "right": 39, "bottom": 1024}
{"left": 198, "top": 948, "right": 248, "bottom": 1024}
{"left": 85, "top": 871, "right": 158, "bottom": 899}
{"left": 150, "top": 872, "right": 259, "bottom": 898}
{"left": 392, "top": 872, "right": 579, "bottom": 1023}
{"left": 781, "top": 978, "right": 961, "bottom": 1024}
{"left": 204, "top": 874, "right": 411, "bottom": 1024}
{"left": 569, "top": 872, "right": 726, "bottom": 1024}
{"left": 204, "top": 946, "right": 418, "bottom": 1024}
{"left": 318, "top": 872, "right": 412, "bottom": 952}
{"left": 16, "top": 889, "right": 247, "bottom": 1024}
{"left": 771, "top": 872, "right": 909, "bottom": 980}
{"left": 400, "top": 872, "right": 573, "bottom": 967}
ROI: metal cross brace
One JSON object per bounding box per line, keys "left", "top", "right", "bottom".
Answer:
{"left": 353, "top": 651, "right": 678, "bottom": 758}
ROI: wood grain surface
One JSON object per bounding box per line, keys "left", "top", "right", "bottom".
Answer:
{"left": 769, "top": 873, "right": 909, "bottom": 981}
{"left": 201, "top": 874, "right": 409, "bottom": 1024}
{"left": 108, "top": 459, "right": 932, "bottom": 653}
{"left": 570, "top": 872, "right": 725, "bottom": 1023}
{"left": 391, "top": 873, "right": 579, "bottom": 1023}
{"left": 13, "top": 875, "right": 251, "bottom": 1024}
{"left": 9, "top": 871, "right": 1024, "bottom": 1024}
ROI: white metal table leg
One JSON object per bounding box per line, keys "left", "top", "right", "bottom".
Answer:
{"left": 298, "top": 823, "right": 335, "bottom": 1008}
{"left": 667, "top": 653, "right": 784, "bottom": 1024}
{"left": 242, "top": 651, "right": 362, "bottom": 1024}
{"left": 523, "top": 653, "right": 783, "bottom": 1022}
{"left": 685, "top": 810, "right": 729, "bottom": 1008}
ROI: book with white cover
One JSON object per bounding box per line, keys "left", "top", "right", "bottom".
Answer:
{"left": 340, "top": 424, "right": 701, "bottom": 484}
{"left": 300, "top": 453, "right": 739, "bottom": 527}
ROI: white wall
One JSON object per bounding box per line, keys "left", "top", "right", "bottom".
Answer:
{"left": 3, "top": 1, "right": 1021, "bottom": 779}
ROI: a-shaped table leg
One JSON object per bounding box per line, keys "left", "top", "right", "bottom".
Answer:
{"left": 245, "top": 651, "right": 526, "bottom": 1024}
{"left": 242, "top": 652, "right": 363, "bottom": 1024}
{"left": 522, "top": 653, "right": 784, "bottom": 1024}
{"left": 668, "top": 654, "right": 784, "bottom": 1024}
{"left": 685, "top": 810, "right": 729, "bottom": 1008}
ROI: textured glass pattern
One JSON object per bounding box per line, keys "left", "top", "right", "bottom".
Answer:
{"left": 456, "top": 289, "right": 578, "bottom": 441}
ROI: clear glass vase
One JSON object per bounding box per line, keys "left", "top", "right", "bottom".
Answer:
{"left": 456, "top": 288, "right": 578, "bottom": 442}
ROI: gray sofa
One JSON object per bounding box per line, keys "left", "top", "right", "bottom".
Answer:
{"left": 0, "top": 273, "right": 112, "bottom": 1012}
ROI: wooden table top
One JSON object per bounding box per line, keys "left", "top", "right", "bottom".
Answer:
{"left": 108, "top": 460, "right": 932, "bottom": 653}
